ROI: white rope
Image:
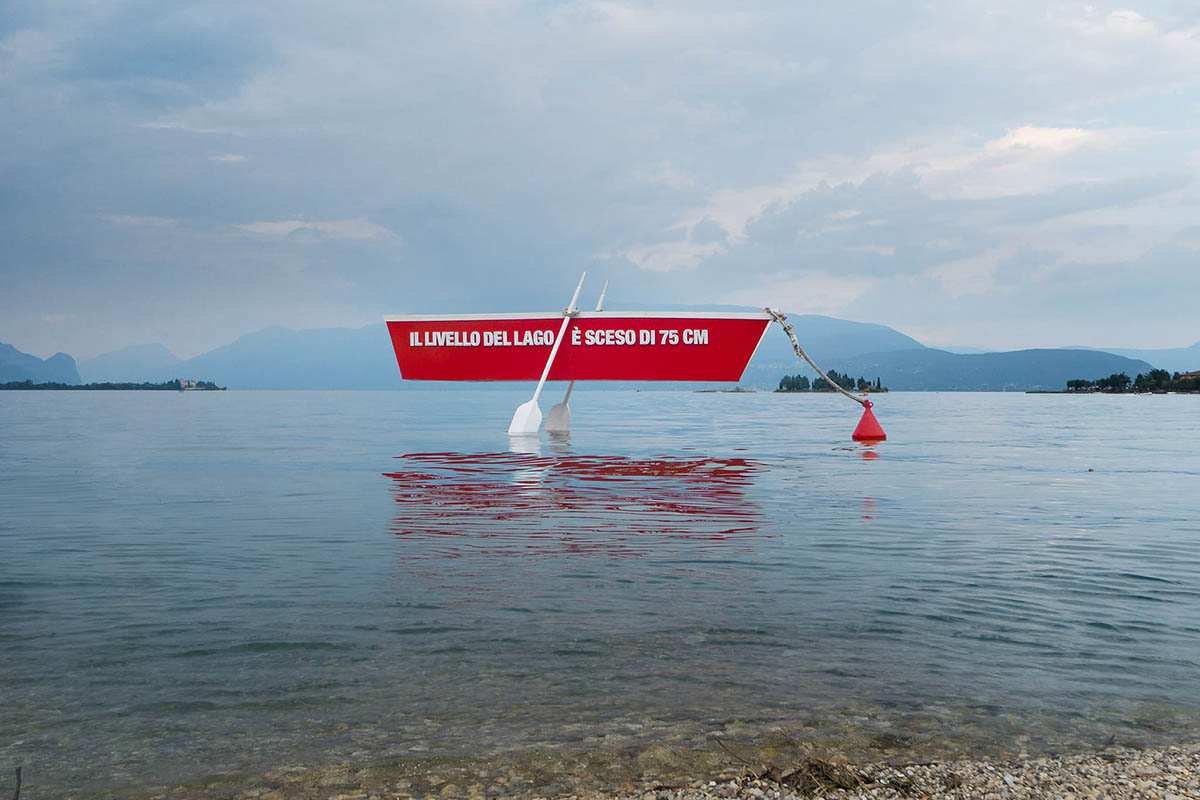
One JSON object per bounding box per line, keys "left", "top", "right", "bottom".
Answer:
{"left": 764, "top": 307, "right": 868, "bottom": 408}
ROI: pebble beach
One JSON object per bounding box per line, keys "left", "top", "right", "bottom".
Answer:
{"left": 101, "top": 742, "right": 1200, "bottom": 800}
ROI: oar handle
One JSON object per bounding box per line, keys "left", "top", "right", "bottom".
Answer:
{"left": 561, "top": 279, "right": 609, "bottom": 403}
{"left": 564, "top": 273, "right": 586, "bottom": 316}
{"left": 531, "top": 272, "right": 586, "bottom": 404}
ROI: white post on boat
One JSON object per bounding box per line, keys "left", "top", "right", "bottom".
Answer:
{"left": 545, "top": 279, "right": 608, "bottom": 433}
{"left": 507, "top": 273, "right": 586, "bottom": 435}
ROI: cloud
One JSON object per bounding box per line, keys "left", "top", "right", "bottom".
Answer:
{"left": 1065, "top": 8, "right": 1160, "bottom": 41}
{"left": 1, "top": 28, "right": 65, "bottom": 69}
{"left": 549, "top": 2, "right": 753, "bottom": 41}
{"left": 138, "top": 120, "right": 246, "bottom": 136}
{"left": 41, "top": 312, "right": 76, "bottom": 324}
{"left": 640, "top": 161, "right": 695, "bottom": 190}
{"left": 234, "top": 218, "right": 399, "bottom": 241}
{"left": 620, "top": 122, "right": 1151, "bottom": 276}
{"left": 617, "top": 240, "right": 724, "bottom": 273}
{"left": 1056, "top": 7, "right": 1200, "bottom": 62}
{"left": 986, "top": 125, "right": 1107, "bottom": 155}
{"left": 5, "top": 0, "right": 1200, "bottom": 359}
{"left": 924, "top": 249, "right": 1012, "bottom": 298}
{"left": 999, "top": 173, "right": 1189, "bottom": 224}
{"left": 723, "top": 270, "right": 876, "bottom": 315}
{"left": 845, "top": 245, "right": 895, "bottom": 257}
{"left": 103, "top": 214, "right": 178, "bottom": 227}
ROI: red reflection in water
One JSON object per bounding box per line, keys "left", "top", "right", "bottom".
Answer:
{"left": 861, "top": 496, "right": 877, "bottom": 520}
{"left": 382, "top": 452, "right": 765, "bottom": 559}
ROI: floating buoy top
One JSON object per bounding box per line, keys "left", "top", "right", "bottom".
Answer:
{"left": 852, "top": 400, "right": 887, "bottom": 442}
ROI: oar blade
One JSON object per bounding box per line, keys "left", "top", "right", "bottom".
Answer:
{"left": 544, "top": 401, "right": 570, "bottom": 433}
{"left": 507, "top": 399, "right": 542, "bottom": 434}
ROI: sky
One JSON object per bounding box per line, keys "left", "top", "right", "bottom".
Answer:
{"left": 2, "top": 0, "right": 1199, "bottom": 359}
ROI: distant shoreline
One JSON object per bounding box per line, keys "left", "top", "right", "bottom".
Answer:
{"left": 0, "top": 379, "right": 225, "bottom": 391}
{"left": 1027, "top": 390, "right": 1199, "bottom": 395}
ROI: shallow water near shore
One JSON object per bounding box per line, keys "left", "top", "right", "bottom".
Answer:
{"left": 2, "top": 389, "right": 1199, "bottom": 796}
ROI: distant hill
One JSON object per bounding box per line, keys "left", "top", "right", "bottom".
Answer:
{"left": 181, "top": 324, "right": 404, "bottom": 389}
{"left": 832, "top": 348, "right": 1156, "bottom": 391}
{"left": 1065, "top": 342, "right": 1200, "bottom": 374}
{"left": 79, "top": 343, "right": 182, "bottom": 383}
{"left": 710, "top": 309, "right": 927, "bottom": 388}
{"left": 938, "top": 346, "right": 994, "bottom": 355}
{"left": 76, "top": 326, "right": 403, "bottom": 389}
{"left": 0, "top": 342, "right": 80, "bottom": 384}
{"left": 623, "top": 305, "right": 926, "bottom": 365}
{"left": 749, "top": 313, "right": 926, "bottom": 365}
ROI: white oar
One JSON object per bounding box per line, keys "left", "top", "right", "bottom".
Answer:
{"left": 545, "top": 279, "right": 608, "bottom": 433}
{"left": 507, "top": 273, "right": 586, "bottom": 435}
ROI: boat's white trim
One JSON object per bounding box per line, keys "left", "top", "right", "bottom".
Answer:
{"left": 384, "top": 310, "right": 773, "bottom": 322}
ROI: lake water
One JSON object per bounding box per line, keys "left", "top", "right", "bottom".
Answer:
{"left": 2, "top": 389, "right": 1199, "bottom": 796}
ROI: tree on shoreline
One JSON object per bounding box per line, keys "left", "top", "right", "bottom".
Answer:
{"left": 777, "top": 371, "right": 886, "bottom": 393}
{"left": 778, "top": 374, "right": 811, "bottom": 392}
{"left": 0, "top": 379, "right": 225, "bottom": 391}
{"left": 1066, "top": 370, "right": 1198, "bottom": 393}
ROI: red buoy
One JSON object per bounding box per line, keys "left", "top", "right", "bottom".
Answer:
{"left": 852, "top": 400, "right": 887, "bottom": 442}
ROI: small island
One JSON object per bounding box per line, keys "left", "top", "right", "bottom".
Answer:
{"left": 1030, "top": 369, "right": 1200, "bottom": 394}
{"left": 0, "top": 378, "right": 226, "bottom": 391}
{"left": 776, "top": 371, "right": 887, "bottom": 393}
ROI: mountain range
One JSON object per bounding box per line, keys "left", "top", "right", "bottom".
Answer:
{"left": 75, "top": 325, "right": 403, "bottom": 389}
{"left": 0, "top": 342, "right": 81, "bottom": 384}
{"left": 3, "top": 310, "right": 1192, "bottom": 391}
{"left": 1065, "top": 343, "right": 1200, "bottom": 375}
{"left": 78, "top": 343, "right": 182, "bottom": 383}
{"left": 834, "top": 348, "right": 1155, "bottom": 392}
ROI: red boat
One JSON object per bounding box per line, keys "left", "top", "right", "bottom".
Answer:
{"left": 384, "top": 274, "right": 882, "bottom": 440}
{"left": 386, "top": 276, "right": 770, "bottom": 433}
{"left": 384, "top": 310, "right": 771, "bottom": 383}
